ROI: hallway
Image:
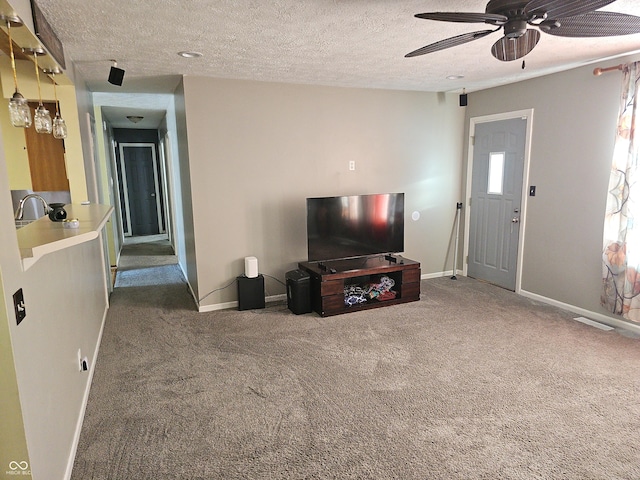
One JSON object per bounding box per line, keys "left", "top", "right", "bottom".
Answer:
{"left": 71, "top": 237, "right": 197, "bottom": 478}
{"left": 117, "top": 236, "right": 178, "bottom": 271}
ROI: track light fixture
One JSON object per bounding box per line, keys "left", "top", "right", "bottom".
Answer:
{"left": 108, "top": 59, "right": 125, "bottom": 86}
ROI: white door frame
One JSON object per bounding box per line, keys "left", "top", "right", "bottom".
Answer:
{"left": 118, "top": 142, "right": 164, "bottom": 237}
{"left": 462, "top": 109, "right": 534, "bottom": 293}
{"left": 160, "top": 134, "right": 176, "bottom": 247}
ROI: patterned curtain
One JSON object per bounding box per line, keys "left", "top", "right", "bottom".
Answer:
{"left": 602, "top": 62, "right": 640, "bottom": 321}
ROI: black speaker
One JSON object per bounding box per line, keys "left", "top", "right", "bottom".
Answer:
{"left": 459, "top": 93, "right": 468, "bottom": 107}
{"left": 286, "top": 270, "right": 311, "bottom": 315}
{"left": 108, "top": 66, "right": 125, "bottom": 86}
{"left": 237, "top": 274, "right": 265, "bottom": 310}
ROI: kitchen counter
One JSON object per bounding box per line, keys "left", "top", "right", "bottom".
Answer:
{"left": 16, "top": 203, "right": 113, "bottom": 270}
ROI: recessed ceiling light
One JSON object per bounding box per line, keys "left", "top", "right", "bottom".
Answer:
{"left": 447, "top": 75, "right": 464, "bottom": 80}
{"left": 178, "top": 51, "right": 203, "bottom": 58}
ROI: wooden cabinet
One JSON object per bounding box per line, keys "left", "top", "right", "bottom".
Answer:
{"left": 298, "top": 256, "right": 421, "bottom": 317}
{"left": 25, "top": 101, "right": 69, "bottom": 191}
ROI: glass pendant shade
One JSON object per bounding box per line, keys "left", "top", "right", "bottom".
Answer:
{"left": 4, "top": 16, "right": 31, "bottom": 128}
{"left": 52, "top": 113, "right": 67, "bottom": 139}
{"left": 47, "top": 72, "right": 67, "bottom": 139}
{"left": 9, "top": 91, "right": 32, "bottom": 128}
{"left": 34, "top": 104, "right": 52, "bottom": 134}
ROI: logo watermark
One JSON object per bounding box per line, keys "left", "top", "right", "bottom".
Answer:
{"left": 6, "top": 460, "right": 31, "bottom": 476}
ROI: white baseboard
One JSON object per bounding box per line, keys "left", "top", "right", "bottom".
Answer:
{"left": 179, "top": 263, "right": 200, "bottom": 309}
{"left": 417, "top": 273, "right": 640, "bottom": 335}
{"left": 421, "top": 270, "right": 458, "bottom": 280}
{"left": 268, "top": 293, "right": 287, "bottom": 304}
{"left": 199, "top": 300, "right": 236, "bottom": 313}
{"left": 198, "top": 293, "right": 287, "bottom": 313}
{"left": 519, "top": 289, "right": 640, "bottom": 335}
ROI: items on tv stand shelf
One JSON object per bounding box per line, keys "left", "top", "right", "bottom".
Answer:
{"left": 298, "top": 255, "right": 421, "bottom": 317}
{"left": 384, "top": 254, "right": 404, "bottom": 264}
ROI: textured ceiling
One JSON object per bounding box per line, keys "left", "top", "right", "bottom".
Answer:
{"left": 29, "top": 1, "right": 640, "bottom": 107}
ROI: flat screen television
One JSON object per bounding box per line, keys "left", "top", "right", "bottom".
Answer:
{"left": 306, "top": 193, "right": 404, "bottom": 262}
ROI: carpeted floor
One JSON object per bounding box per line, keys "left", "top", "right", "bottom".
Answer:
{"left": 116, "top": 237, "right": 177, "bottom": 273}
{"left": 71, "top": 245, "right": 640, "bottom": 479}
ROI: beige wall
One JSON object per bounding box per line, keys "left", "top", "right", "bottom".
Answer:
{"left": 465, "top": 53, "right": 639, "bottom": 326}
{"left": 174, "top": 80, "right": 198, "bottom": 297}
{"left": 0, "top": 205, "right": 30, "bottom": 479}
{"left": 182, "top": 78, "right": 466, "bottom": 308}
{"left": 73, "top": 63, "right": 99, "bottom": 204}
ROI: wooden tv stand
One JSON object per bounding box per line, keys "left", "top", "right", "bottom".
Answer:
{"left": 298, "top": 255, "right": 421, "bottom": 317}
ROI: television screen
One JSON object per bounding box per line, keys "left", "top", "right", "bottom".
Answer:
{"left": 307, "top": 193, "right": 404, "bottom": 261}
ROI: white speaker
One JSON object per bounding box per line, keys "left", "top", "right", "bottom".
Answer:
{"left": 244, "top": 256, "right": 258, "bottom": 278}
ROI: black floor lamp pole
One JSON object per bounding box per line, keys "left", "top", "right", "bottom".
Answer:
{"left": 451, "top": 202, "right": 463, "bottom": 280}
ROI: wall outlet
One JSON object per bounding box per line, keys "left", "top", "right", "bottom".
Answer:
{"left": 13, "top": 289, "right": 26, "bottom": 325}
{"left": 349, "top": 161, "right": 356, "bottom": 171}
{"left": 77, "top": 349, "right": 82, "bottom": 371}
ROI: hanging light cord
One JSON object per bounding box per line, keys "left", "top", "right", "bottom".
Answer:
{"left": 6, "top": 21, "right": 19, "bottom": 92}
{"left": 51, "top": 75, "right": 59, "bottom": 114}
{"left": 34, "top": 53, "right": 43, "bottom": 104}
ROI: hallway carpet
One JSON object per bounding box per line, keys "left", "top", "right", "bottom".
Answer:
{"left": 71, "top": 260, "right": 640, "bottom": 479}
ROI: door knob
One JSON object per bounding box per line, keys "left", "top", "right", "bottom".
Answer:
{"left": 512, "top": 217, "right": 519, "bottom": 223}
{"left": 150, "top": 193, "right": 156, "bottom": 197}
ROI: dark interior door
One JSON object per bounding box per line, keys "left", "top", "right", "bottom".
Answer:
{"left": 123, "top": 145, "right": 159, "bottom": 236}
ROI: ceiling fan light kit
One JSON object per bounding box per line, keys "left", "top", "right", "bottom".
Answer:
{"left": 407, "top": 0, "right": 640, "bottom": 62}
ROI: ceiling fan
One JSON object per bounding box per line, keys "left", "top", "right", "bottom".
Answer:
{"left": 406, "top": 0, "right": 640, "bottom": 61}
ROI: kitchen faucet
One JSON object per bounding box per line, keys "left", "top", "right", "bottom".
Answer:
{"left": 14, "top": 194, "right": 51, "bottom": 220}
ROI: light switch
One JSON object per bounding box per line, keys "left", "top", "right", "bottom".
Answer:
{"left": 13, "top": 289, "right": 26, "bottom": 325}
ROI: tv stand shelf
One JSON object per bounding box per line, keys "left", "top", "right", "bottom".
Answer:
{"left": 298, "top": 256, "right": 421, "bottom": 317}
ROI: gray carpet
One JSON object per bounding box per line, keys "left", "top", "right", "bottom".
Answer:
{"left": 117, "top": 238, "right": 177, "bottom": 272}
{"left": 72, "top": 254, "right": 640, "bottom": 479}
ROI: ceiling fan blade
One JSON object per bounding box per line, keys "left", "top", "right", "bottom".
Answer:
{"left": 405, "top": 30, "right": 496, "bottom": 58}
{"left": 524, "top": 0, "right": 616, "bottom": 20}
{"left": 491, "top": 29, "right": 541, "bottom": 61}
{"left": 540, "top": 12, "right": 640, "bottom": 37}
{"left": 416, "top": 12, "right": 507, "bottom": 25}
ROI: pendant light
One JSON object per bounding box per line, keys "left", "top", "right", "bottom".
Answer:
{"left": 2, "top": 15, "right": 31, "bottom": 128}
{"left": 25, "top": 47, "right": 52, "bottom": 134}
{"left": 44, "top": 70, "right": 67, "bottom": 139}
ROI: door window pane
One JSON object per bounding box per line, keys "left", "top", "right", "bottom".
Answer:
{"left": 488, "top": 152, "right": 505, "bottom": 195}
